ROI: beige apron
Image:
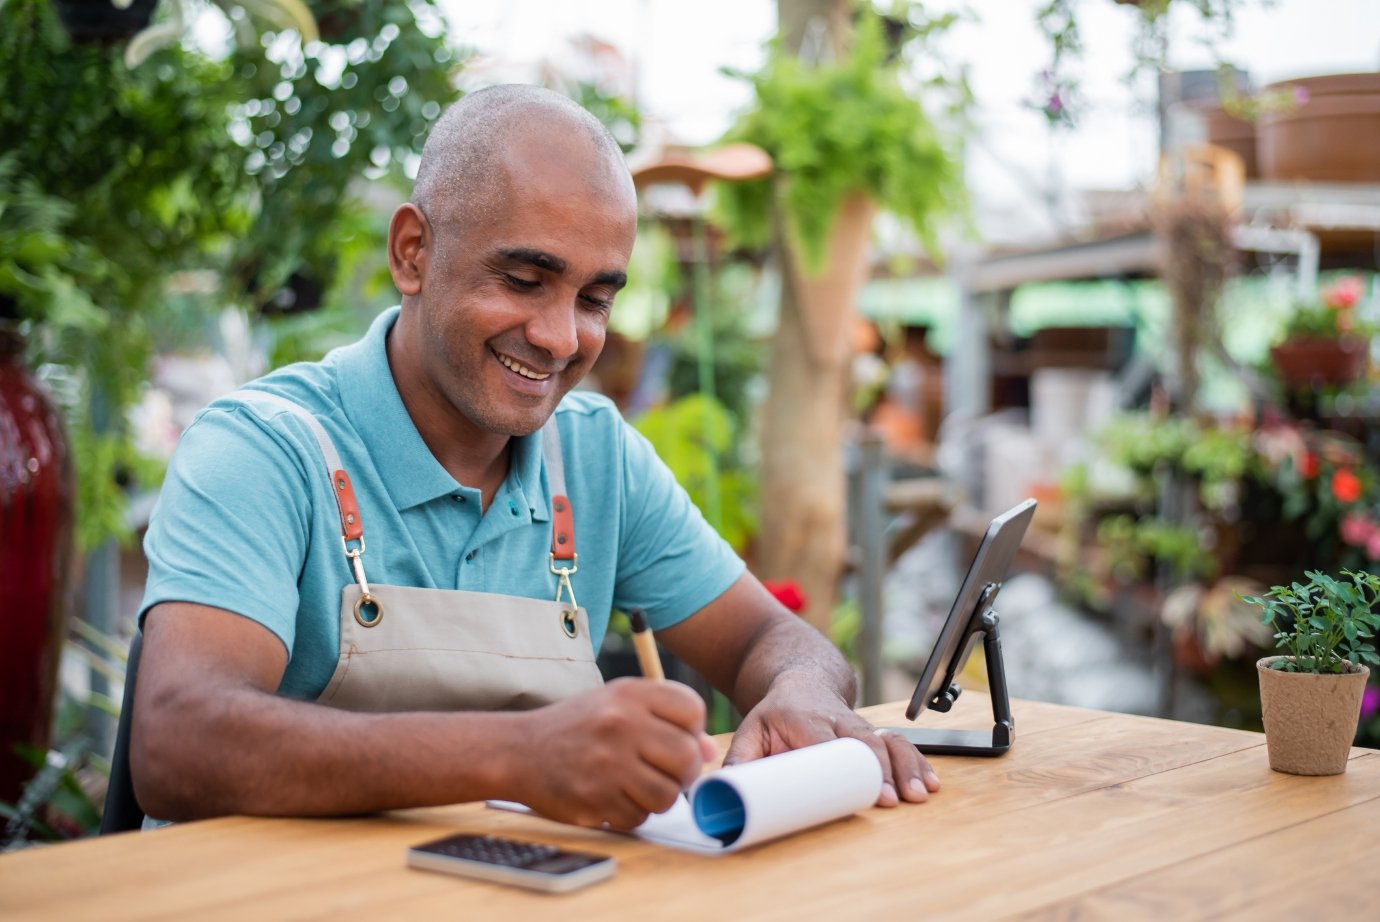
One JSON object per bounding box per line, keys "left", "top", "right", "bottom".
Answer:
{"left": 242, "top": 392, "right": 605, "bottom": 713}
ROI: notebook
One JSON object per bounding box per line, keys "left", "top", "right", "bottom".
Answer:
{"left": 488, "top": 736, "right": 882, "bottom": 854}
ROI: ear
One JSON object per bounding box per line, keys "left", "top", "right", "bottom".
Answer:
{"left": 387, "top": 203, "right": 429, "bottom": 296}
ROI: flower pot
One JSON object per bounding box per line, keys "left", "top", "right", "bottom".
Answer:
{"left": 0, "top": 323, "right": 76, "bottom": 804}
{"left": 1201, "top": 106, "right": 1258, "bottom": 179}
{"left": 1269, "top": 336, "right": 1368, "bottom": 388}
{"left": 1258, "top": 73, "right": 1380, "bottom": 183}
{"left": 1257, "top": 657, "right": 1369, "bottom": 775}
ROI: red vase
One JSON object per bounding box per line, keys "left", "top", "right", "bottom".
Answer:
{"left": 0, "top": 323, "right": 75, "bottom": 805}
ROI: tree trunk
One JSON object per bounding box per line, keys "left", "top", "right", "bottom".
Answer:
{"left": 757, "top": 188, "right": 874, "bottom": 631}
{"left": 754, "top": 0, "right": 862, "bottom": 633}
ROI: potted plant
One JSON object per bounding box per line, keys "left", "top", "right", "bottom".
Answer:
{"left": 1270, "top": 276, "right": 1372, "bottom": 389}
{"left": 1244, "top": 569, "right": 1380, "bottom": 775}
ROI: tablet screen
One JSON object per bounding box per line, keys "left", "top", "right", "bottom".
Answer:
{"left": 903, "top": 498, "right": 1037, "bottom": 722}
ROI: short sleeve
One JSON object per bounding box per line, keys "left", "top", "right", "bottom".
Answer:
{"left": 611, "top": 421, "right": 746, "bottom": 630}
{"left": 139, "top": 404, "right": 317, "bottom": 654}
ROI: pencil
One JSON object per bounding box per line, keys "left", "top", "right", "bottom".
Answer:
{"left": 628, "top": 608, "right": 665, "bottom": 682}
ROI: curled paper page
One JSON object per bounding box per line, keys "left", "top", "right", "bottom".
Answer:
{"left": 489, "top": 736, "right": 883, "bottom": 854}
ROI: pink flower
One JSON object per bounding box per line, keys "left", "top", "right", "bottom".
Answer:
{"left": 1363, "top": 685, "right": 1380, "bottom": 720}
{"left": 1368, "top": 530, "right": 1380, "bottom": 562}
{"left": 1322, "top": 276, "right": 1363, "bottom": 310}
{"left": 1340, "top": 514, "right": 1374, "bottom": 547}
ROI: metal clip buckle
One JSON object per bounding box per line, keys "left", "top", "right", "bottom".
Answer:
{"left": 549, "top": 552, "right": 579, "bottom": 615}
{"left": 342, "top": 536, "right": 381, "bottom": 627}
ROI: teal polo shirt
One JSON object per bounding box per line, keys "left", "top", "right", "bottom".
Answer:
{"left": 140, "top": 306, "right": 745, "bottom": 700}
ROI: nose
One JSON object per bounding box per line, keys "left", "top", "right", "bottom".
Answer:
{"left": 524, "top": 297, "right": 580, "bottom": 362}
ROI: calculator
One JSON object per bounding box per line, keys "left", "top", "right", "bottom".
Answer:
{"left": 406, "top": 833, "right": 616, "bottom": 893}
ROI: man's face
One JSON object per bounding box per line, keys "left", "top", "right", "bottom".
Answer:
{"left": 406, "top": 131, "right": 637, "bottom": 440}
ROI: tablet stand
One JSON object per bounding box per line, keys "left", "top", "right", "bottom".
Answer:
{"left": 878, "top": 597, "right": 1014, "bottom": 757}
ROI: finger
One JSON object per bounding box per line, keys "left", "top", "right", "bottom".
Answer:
{"left": 721, "top": 720, "right": 767, "bottom": 766}
{"left": 698, "top": 732, "right": 720, "bottom": 764}
{"left": 633, "top": 719, "right": 709, "bottom": 790}
{"left": 621, "top": 764, "right": 688, "bottom": 819}
{"left": 585, "top": 790, "right": 654, "bottom": 833}
{"left": 919, "top": 751, "right": 941, "bottom": 792}
{"left": 612, "top": 677, "right": 707, "bottom": 735}
{"left": 879, "top": 731, "right": 937, "bottom": 803}
{"left": 835, "top": 726, "right": 898, "bottom": 807}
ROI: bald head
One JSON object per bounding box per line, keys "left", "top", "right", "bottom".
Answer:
{"left": 413, "top": 85, "right": 632, "bottom": 229}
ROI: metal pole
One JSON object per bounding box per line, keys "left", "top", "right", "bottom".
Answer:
{"left": 690, "top": 210, "right": 722, "bottom": 531}
{"left": 858, "top": 429, "right": 887, "bottom": 705}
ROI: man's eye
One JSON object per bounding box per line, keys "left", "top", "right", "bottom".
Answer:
{"left": 580, "top": 293, "right": 613, "bottom": 311}
{"left": 504, "top": 274, "right": 540, "bottom": 290}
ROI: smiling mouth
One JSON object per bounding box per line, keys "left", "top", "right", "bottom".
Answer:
{"left": 494, "top": 350, "right": 552, "bottom": 381}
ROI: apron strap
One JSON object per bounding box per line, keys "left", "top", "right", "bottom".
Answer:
{"left": 233, "top": 391, "right": 364, "bottom": 544}
{"left": 232, "top": 390, "right": 373, "bottom": 602}
{"left": 542, "top": 423, "right": 575, "bottom": 563}
{"left": 231, "top": 389, "right": 575, "bottom": 592}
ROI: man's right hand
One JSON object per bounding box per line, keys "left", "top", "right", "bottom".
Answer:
{"left": 509, "top": 678, "right": 717, "bottom": 831}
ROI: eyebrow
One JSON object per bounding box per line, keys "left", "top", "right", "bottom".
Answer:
{"left": 499, "top": 247, "right": 628, "bottom": 291}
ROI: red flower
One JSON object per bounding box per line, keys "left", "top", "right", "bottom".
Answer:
{"left": 1322, "top": 276, "right": 1363, "bottom": 310}
{"left": 1299, "top": 452, "right": 1320, "bottom": 479}
{"left": 1332, "top": 468, "right": 1363, "bottom": 504}
{"left": 762, "top": 580, "right": 808, "bottom": 613}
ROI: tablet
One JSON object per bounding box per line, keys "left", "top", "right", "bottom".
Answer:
{"left": 903, "top": 498, "right": 1036, "bottom": 722}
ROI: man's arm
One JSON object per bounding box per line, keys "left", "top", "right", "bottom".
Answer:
{"left": 133, "top": 602, "right": 713, "bottom": 827}
{"left": 656, "top": 573, "right": 941, "bottom": 807}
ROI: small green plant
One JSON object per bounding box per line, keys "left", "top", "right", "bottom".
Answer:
{"left": 633, "top": 394, "right": 758, "bottom": 554}
{"left": 1243, "top": 570, "right": 1380, "bottom": 674}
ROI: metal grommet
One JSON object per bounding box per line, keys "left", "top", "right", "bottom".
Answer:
{"left": 353, "top": 593, "right": 384, "bottom": 627}
{"left": 560, "top": 608, "right": 578, "bottom": 638}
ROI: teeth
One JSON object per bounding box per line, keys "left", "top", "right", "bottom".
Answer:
{"left": 498, "top": 353, "right": 551, "bottom": 380}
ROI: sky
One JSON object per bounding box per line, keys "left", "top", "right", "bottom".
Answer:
{"left": 438, "top": 0, "right": 1380, "bottom": 242}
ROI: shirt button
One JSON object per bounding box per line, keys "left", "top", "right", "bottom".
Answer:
{"left": 508, "top": 500, "right": 519, "bottom": 516}
{"left": 465, "top": 550, "right": 477, "bottom": 562}
{"left": 454, "top": 494, "right": 466, "bottom": 503}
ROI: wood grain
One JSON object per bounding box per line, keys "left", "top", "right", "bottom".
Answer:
{"left": 2, "top": 698, "right": 1376, "bottom": 922}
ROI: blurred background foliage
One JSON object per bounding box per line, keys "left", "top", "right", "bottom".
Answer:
{"left": 0, "top": 0, "right": 461, "bottom": 549}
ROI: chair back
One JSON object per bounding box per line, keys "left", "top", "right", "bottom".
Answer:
{"left": 99, "top": 630, "right": 144, "bottom": 834}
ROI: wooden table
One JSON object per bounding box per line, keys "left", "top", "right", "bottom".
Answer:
{"left": 3, "top": 693, "right": 1378, "bottom": 920}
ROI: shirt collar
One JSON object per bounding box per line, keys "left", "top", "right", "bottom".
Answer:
{"left": 332, "top": 306, "right": 551, "bottom": 521}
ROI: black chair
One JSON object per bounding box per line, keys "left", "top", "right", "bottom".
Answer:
{"left": 100, "top": 630, "right": 144, "bottom": 834}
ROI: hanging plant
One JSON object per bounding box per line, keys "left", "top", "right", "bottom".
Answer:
{"left": 713, "top": 7, "right": 964, "bottom": 272}
{"left": 1033, "top": 0, "right": 1262, "bottom": 125}
{"left": 229, "top": 0, "right": 462, "bottom": 314}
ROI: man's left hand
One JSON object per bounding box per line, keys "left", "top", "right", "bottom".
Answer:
{"left": 721, "top": 674, "right": 941, "bottom": 807}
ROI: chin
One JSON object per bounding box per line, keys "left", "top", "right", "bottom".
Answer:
{"left": 466, "top": 401, "right": 556, "bottom": 438}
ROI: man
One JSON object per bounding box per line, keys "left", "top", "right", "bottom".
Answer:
{"left": 133, "top": 85, "right": 939, "bottom": 829}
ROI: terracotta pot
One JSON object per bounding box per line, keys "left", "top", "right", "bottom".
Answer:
{"left": 1269, "top": 336, "right": 1368, "bottom": 387}
{"left": 1258, "top": 73, "right": 1380, "bottom": 183}
{"left": 0, "top": 324, "right": 76, "bottom": 803}
{"left": 1257, "top": 657, "right": 1369, "bottom": 775}
{"left": 1201, "top": 106, "right": 1258, "bottom": 179}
